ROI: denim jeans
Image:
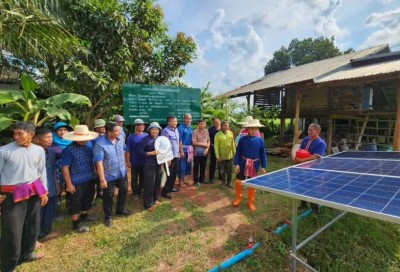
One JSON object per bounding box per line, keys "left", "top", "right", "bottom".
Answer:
{"left": 179, "top": 152, "right": 192, "bottom": 179}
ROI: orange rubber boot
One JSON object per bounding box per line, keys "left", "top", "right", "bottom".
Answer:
{"left": 232, "top": 180, "right": 242, "bottom": 207}
{"left": 247, "top": 188, "right": 256, "bottom": 211}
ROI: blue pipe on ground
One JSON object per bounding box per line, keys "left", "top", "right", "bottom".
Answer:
{"left": 208, "top": 242, "right": 260, "bottom": 272}
{"left": 274, "top": 209, "right": 313, "bottom": 235}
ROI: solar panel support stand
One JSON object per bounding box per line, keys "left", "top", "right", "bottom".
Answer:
{"left": 289, "top": 204, "right": 348, "bottom": 272}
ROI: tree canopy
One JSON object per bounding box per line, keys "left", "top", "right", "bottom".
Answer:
{"left": 0, "top": 0, "right": 197, "bottom": 127}
{"left": 264, "top": 36, "right": 352, "bottom": 76}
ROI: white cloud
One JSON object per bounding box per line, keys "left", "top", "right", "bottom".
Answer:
{"left": 362, "top": 9, "right": 400, "bottom": 48}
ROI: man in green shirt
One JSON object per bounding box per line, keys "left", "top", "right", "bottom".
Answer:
{"left": 214, "top": 121, "right": 236, "bottom": 188}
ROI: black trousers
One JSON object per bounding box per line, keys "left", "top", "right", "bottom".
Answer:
{"left": 131, "top": 165, "right": 144, "bottom": 196}
{"left": 1, "top": 194, "right": 41, "bottom": 272}
{"left": 219, "top": 159, "right": 233, "bottom": 185}
{"left": 102, "top": 176, "right": 128, "bottom": 220}
{"left": 39, "top": 196, "right": 56, "bottom": 239}
{"left": 208, "top": 147, "right": 219, "bottom": 180}
{"left": 193, "top": 156, "right": 207, "bottom": 182}
{"left": 162, "top": 157, "right": 179, "bottom": 195}
{"left": 142, "top": 165, "right": 161, "bottom": 208}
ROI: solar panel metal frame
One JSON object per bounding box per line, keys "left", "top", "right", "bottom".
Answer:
{"left": 243, "top": 152, "right": 400, "bottom": 225}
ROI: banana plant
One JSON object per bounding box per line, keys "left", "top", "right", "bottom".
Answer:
{"left": 0, "top": 73, "right": 91, "bottom": 131}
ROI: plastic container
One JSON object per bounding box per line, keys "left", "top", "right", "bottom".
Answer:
{"left": 296, "top": 149, "right": 311, "bottom": 159}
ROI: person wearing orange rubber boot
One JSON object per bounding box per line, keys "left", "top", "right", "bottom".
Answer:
{"left": 232, "top": 119, "right": 267, "bottom": 211}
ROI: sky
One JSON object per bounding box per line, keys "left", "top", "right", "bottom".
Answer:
{"left": 156, "top": 0, "right": 400, "bottom": 95}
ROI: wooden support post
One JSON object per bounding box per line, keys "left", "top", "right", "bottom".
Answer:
{"left": 293, "top": 89, "right": 302, "bottom": 145}
{"left": 326, "top": 118, "right": 333, "bottom": 155}
{"left": 246, "top": 94, "right": 251, "bottom": 115}
{"left": 393, "top": 82, "right": 400, "bottom": 151}
{"left": 224, "top": 97, "right": 229, "bottom": 121}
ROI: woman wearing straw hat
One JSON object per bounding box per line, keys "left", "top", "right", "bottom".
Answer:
{"left": 233, "top": 119, "right": 267, "bottom": 211}
{"left": 235, "top": 116, "right": 261, "bottom": 146}
{"left": 61, "top": 125, "right": 98, "bottom": 232}
{"left": 138, "top": 122, "right": 163, "bottom": 212}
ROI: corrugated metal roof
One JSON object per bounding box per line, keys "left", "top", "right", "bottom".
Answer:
{"left": 315, "top": 59, "right": 400, "bottom": 83}
{"left": 219, "top": 44, "right": 389, "bottom": 98}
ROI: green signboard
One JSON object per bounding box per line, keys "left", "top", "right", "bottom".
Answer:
{"left": 122, "top": 84, "right": 201, "bottom": 125}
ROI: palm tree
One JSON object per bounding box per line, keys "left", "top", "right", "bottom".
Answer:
{"left": 0, "top": 0, "right": 82, "bottom": 61}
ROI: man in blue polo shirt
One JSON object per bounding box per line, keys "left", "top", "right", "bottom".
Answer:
{"left": 161, "top": 116, "right": 181, "bottom": 198}
{"left": 294, "top": 123, "right": 326, "bottom": 214}
{"left": 178, "top": 113, "right": 193, "bottom": 186}
{"left": 126, "top": 119, "right": 148, "bottom": 200}
{"left": 94, "top": 122, "right": 131, "bottom": 228}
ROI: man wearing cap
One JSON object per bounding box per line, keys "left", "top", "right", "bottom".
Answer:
{"left": 126, "top": 118, "right": 148, "bottom": 200}
{"left": 294, "top": 123, "right": 326, "bottom": 214}
{"left": 161, "top": 116, "right": 180, "bottom": 198}
{"left": 93, "top": 119, "right": 106, "bottom": 137}
{"left": 178, "top": 113, "right": 193, "bottom": 186}
{"left": 94, "top": 122, "right": 131, "bottom": 228}
{"left": 233, "top": 119, "right": 267, "bottom": 211}
{"left": 92, "top": 119, "right": 106, "bottom": 199}
{"left": 0, "top": 121, "right": 48, "bottom": 272}
{"left": 114, "top": 115, "right": 126, "bottom": 142}
{"left": 208, "top": 117, "right": 221, "bottom": 183}
{"left": 61, "top": 125, "right": 98, "bottom": 233}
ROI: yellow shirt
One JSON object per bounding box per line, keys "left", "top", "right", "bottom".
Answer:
{"left": 214, "top": 130, "right": 236, "bottom": 160}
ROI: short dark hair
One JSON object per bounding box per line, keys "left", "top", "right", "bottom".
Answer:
{"left": 105, "top": 122, "right": 119, "bottom": 133}
{"left": 309, "top": 123, "right": 321, "bottom": 132}
{"left": 34, "top": 127, "right": 52, "bottom": 138}
{"left": 198, "top": 119, "right": 205, "bottom": 124}
{"left": 221, "top": 120, "right": 228, "bottom": 126}
{"left": 167, "top": 116, "right": 177, "bottom": 122}
{"left": 14, "top": 121, "right": 35, "bottom": 133}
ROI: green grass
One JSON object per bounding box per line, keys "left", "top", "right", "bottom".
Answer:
{"left": 18, "top": 156, "right": 400, "bottom": 272}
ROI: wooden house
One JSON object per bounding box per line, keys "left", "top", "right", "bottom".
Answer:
{"left": 219, "top": 44, "right": 400, "bottom": 153}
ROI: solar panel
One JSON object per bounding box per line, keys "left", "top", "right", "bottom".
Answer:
{"left": 243, "top": 151, "right": 400, "bottom": 224}
{"left": 330, "top": 151, "right": 400, "bottom": 160}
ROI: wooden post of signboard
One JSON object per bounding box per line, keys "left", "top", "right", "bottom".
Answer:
{"left": 393, "top": 82, "right": 400, "bottom": 151}
{"left": 293, "top": 89, "right": 302, "bottom": 145}
{"left": 246, "top": 94, "right": 251, "bottom": 115}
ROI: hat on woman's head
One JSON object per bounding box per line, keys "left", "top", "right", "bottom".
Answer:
{"left": 244, "top": 119, "right": 264, "bottom": 128}
{"left": 238, "top": 116, "right": 253, "bottom": 125}
{"left": 63, "top": 125, "right": 98, "bottom": 141}
{"left": 147, "top": 122, "right": 162, "bottom": 132}
{"left": 53, "top": 121, "right": 73, "bottom": 132}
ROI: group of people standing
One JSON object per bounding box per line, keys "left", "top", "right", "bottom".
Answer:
{"left": 0, "top": 113, "right": 271, "bottom": 272}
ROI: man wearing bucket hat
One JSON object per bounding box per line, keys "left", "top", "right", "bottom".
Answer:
{"left": 61, "top": 125, "right": 98, "bottom": 233}
{"left": 114, "top": 115, "right": 126, "bottom": 141}
{"left": 294, "top": 123, "right": 326, "bottom": 214}
{"left": 92, "top": 119, "right": 107, "bottom": 199}
{"left": 93, "top": 119, "right": 106, "bottom": 136}
{"left": 94, "top": 122, "right": 131, "bottom": 228}
{"left": 127, "top": 118, "right": 148, "bottom": 200}
{"left": 233, "top": 119, "right": 267, "bottom": 211}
